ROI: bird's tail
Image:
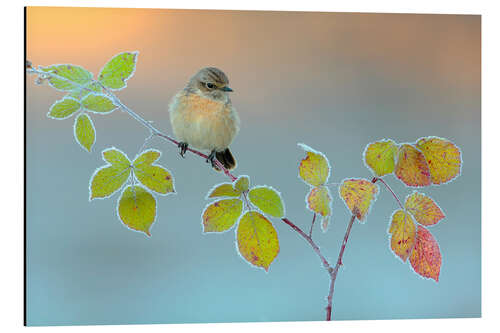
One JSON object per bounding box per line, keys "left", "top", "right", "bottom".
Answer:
{"left": 214, "top": 148, "right": 237, "bottom": 171}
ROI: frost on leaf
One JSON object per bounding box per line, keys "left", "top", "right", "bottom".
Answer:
{"left": 248, "top": 186, "right": 285, "bottom": 218}
{"left": 98, "top": 51, "right": 138, "bottom": 90}
{"left": 415, "top": 137, "right": 462, "bottom": 185}
{"left": 389, "top": 210, "right": 417, "bottom": 262}
{"left": 118, "top": 185, "right": 156, "bottom": 236}
{"left": 298, "top": 143, "right": 331, "bottom": 186}
{"left": 69, "top": 81, "right": 102, "bottom": 100}
{"left": 395, "top": 144, "right": 431, "bottom": 187}
{"left": 202, "top": 199, "right": 243, "bottom": 233}
{"left": 410, "top": 226, "right": 442, "bottom": 282}
{"left": 233, "top": 175, "right": 250, "bottom": 193}
{"left": 48, "top": 97, "right": 80, "bottom": 119}
{"left": 364, "top": 139, "right": 398, "bottom": 176}
{"left": 206, "top": 183, "right": 241, "bottom": 199}
{"left": 81, "top": 93, "right": 117, "bottom": 114}
{"left": 40, "top": 64, "right": 93, "bottom": 92}
{"left": 339, "top": 178, "right": 379, "bottom": 222}
{"left": 90, "top": 148, "right": 131, "bottom": 199}
{"left": 236, "top": 211, "right": 279, "bottom": 272}
{"left": 74, "top": 114, "right": 95, "bottom": 152}
{"left": 405, "top": 191, "right": 445, "bottom": 226}
{"left": 132, "top": 150, "right": 174, "bottom": 195}
{"left": 306, "top": 186, "right": 332, "bottom": 232}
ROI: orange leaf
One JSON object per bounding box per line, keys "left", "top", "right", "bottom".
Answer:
{"left": 339, "top": 178, "right": 379, "bottom": 222}
{"left": 405, "top": 191, "right": 445, "bottom": 226}
{"left": 306, "top": 186, "right": 332, "bottom": 232}
{"left": 389, "top": 210, "right": 417, "bottom": 262}
{"left": 415, "top": 137, "right": 462, "bottom": 185}
{"left": 395, "top": 144, "right": 431, "bottom": 187}
{"left": 410, "top": 226, "right": 442, "bottom": 282}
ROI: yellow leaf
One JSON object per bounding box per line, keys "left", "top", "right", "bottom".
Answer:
{"left": 48, "top": 97, "right": 80, "bottom": 119}
{"left": 202, "top": 199, "right": 243, "bottom": 233}
{"left": 405, "top": 191, "right": 445, "bottom": 226}
{"left": 133, "top": 149, "right": 160, "bottom": 167}
{"left": 409, "top": 226, "right": 442, "bottom": 282}
{"left": 298, "top": 143, "right": 330, "bottom": 186}
{"left": 117, "top": 185, "right": 156, "bottom": 236}
{"left": 90, "top": 148, "right": 131, "bottom": 200}
{"left": 415, "top": 137, "right": 462, "bottom": 185}
{"left": 363, "top": 139, "right": 398, "bottom": 176}
{"left": 74, "top": 113, "right": 95, "bottom": 152}
{"left": 233, "top": 175, "right": 250, "bottom": 192}
{"left": 306, "top": 186, "right": 332, "bottom": 232}
{"left": 339, "top": 178, "right": 379, "bottom": 222}
{"left": 133, "top": 150, "right": 174, "bottom": 195}
{"left": 206, "top": 183, "right": 241, "bottom": 199}
{"left": 237, "top": 211, "right": 279, "bottom": 271}
{"left": 389, "top": 210, "right": 417, "bottom": 262}
{"left": 395, "top": 144, "right": 431, "bottom": 187}
{"left": 102, "top": 148, "right": 131, "bottom": 168}
{"left": 248, "top": 186, "right": 285, "bottom": 218}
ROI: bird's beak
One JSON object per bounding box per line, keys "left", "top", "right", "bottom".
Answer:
{"left": 221, "top": 86, "right": 233, "bottom": 92}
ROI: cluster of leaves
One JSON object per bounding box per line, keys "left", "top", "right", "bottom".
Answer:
{"left": 202, "top": 175, "right": 285, "bottom": 271}
{"left": 364, "top": 137, "right": 462, "bottom": 281}
{"left": 36, "top": 52, "right": 138, "bottom": 152}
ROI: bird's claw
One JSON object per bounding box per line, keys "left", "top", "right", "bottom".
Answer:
{"left": 206, "top": 150, "right": 217, "bottom": 168}
{"left": 178, "top": 142, "right": 188, "bottom": 158}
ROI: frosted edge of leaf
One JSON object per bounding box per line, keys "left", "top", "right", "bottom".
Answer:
{"left": 39, "top": 64, "right": 93, "bottom": 92}
{"left": 47, "top": 96, "right": 80, "bottom": 120}
{"left": 233, "top": 174, "right": 250, "bottom": 192}
{"left": 297, "top": 142, "right": 332, "bottom": 185}
{"left": 338, "top": 177, "right": 380, "bottom": 224}
{"left": 98, "top": 51, "right": 139, "bottom": 91}
{"left": 132, "top": 148, "right": 162, "bottom": 164}
{"left": 415, "top": 135, "right": 463, "bottom": 186}
{"left": 115, "top": 184, "right": 157, "bottom": 237}
{"left": 394, "top": 142, "right": 431, "bottom": 188}
{"left": 101, "top": 146, "right": 130, "bottom": 164}
{"left": 407, "top": 226, "right": 442, "bottom": 282}
{"left": 304, "top": 186, "right": 332, "bottom": 219}
{"left": 87, "top": 164, "right": 131, "bottom": 201}
{"left": 386, "top": 209, "right": 416, "bottom": 262}
{"left": 249, "top": 185, "right": 286, "bottom": 218}
{"left": 133, "top": 164, "right": 176, "bottom": 197}
{"left": 205, "top": 182, "right": 239, "bottom": 200}
{"left": 73, "top": 113, "right": 95, "bottom": 153}
{"left": 200, "top": 199, "right": 243, "bottom": 235}
{"left": 404, "top": 190, "right": 445, "bottom": 226}
{"left": 81, "top": 92, "right": 119, "bottom": 114}
{"left": 361, "top": 138, "right": 398, "bottom": 176}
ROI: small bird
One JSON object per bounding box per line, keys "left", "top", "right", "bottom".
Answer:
{"left": 169, "top": 67, "right": 240, "bottom": 171}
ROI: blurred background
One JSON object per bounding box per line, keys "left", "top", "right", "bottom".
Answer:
{"left": 26, "top": 7, "right": 480, "bottom": 325}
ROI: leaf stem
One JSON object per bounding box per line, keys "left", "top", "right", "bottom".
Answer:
{"left": 373, "top": 177, "right": 404, "bottom": 210}
{"left": 308, "top": 213, "right": 316, "bottom": 238}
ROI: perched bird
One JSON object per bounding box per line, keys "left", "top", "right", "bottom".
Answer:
{"left": 169, "top": 67, "right": 240, "bottom": 171}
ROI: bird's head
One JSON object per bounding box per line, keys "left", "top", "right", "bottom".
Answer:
{"left": 187, "top": 67, "right": 233, "bottom": 101}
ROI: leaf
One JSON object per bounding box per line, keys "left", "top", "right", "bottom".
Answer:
{"left": 81, "top": 93, "right": 117, "bottom": 114}
{"left": 90, "top": 149, "right": 131, "bottom": 200}
{"left": 394, "top": 144, "right": 431, "bottom": 187}
{"left": 236, "top": 211, "right": 279, "bottom": 271}
{"left": 40, "top": 64, "right": 93, "bottom": 91}
{"left": 405, "top": 191, "right": 445, "bottom": 226}
{"left": 74, "top": 114, "right": 95, "bottom": 152}
{"left": 133, "top": 150, "right": 174, "bottom": 195}
{"left": 415, "top": 137, "right": 462, "bottom": 185}
{"left": 389, "top": 210, "right": 417, "bottom": 262}
{"left": 233, "top": 175, "right": 250, "bottom": 192}
{"left": 410, "top": 226, "right": 442, "bottom": 282}
{"left": 68, "top": 81, "right": 102, "bottom": 100}
{"left": 202, "top": 199, "right": 243, "bottom": 233}
{"left": 364, "top": 139, "right": 398, "bottom": 176}
{"left": 206, "top": 183, "right": 241, "bottom": 199}
{"left": 248, "top": 186, "right": 285, "bottom": 218}
{"left": 117, "top": 185, "right": 156, "bottom": 236}
{"left": 298, "top": 143, "right": 331, "bottom": 186}
{"left": 306, "top": 186, "right": 332, "bottom": 232}
{"left": 98, "top": 51, "right": 138, "bottom": 90}
{"left": 47, "top": 97, "right": 80, "bottom": 119}
{"left": 339, "top": 178, "right": 379, "bottom": 222}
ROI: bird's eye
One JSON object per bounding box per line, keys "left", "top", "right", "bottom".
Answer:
{"left": 205, "top": 82, "right": 215, "bottom": 89}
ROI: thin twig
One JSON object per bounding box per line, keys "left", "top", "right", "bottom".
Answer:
{"left": 373, "top": 177, "right": 404, "bottom": 210}
{"left": 308, "top": 213, "right": 316, "bottom": 238}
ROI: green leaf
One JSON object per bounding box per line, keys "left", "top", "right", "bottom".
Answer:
{"left": 118, "top": 185, "right": 156, "bottom": 236}
{"left": 40, "top": 64, "right": 93, "bottom": 91}
{"left": 298, "top": 143, "right": 331, "bottom": 186}
{"left": 90, "top": 148, "right": 132, "bottom": 200}
{"left": 237, "top": 211, "right": 280, "bottom": 272}
{"left": 206, "top": 183, "right": 241, "bottom": 199}
{"left": 98, "top": 51, "right": 138, "bottom": 90}
{"left": 233, "top": 175, "right": 250, "bottom": 192}
{"left": 74, "top": 113, "right": 95, "bottom": 152}
{"left": 68, "top": 81, "right": 102, "bottom": 100}
{"left": 47, "top": 97, "right": 80, "bottom": 119}
{"left": 202, "top": 199, "right": 243, "bottom": 233}
{"left": 363, "top": 139, "right": 398, "bottom": 176}
{"left": 81, "top": 93, "right": 117, "bottom": 114}
{"left": 248, "top": 186, "right": 285, "bottom": 218}
{"left": 133, "top": 150, "right": 174, "bottom": 195}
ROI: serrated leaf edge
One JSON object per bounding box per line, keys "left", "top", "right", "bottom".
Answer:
{"left": 97, "top": 51, "right": 139, "bottom": 91}
{"left": 200, "top": 198, "right": 244, "bottom": 235}
{"left": 248, "top": 185, "right": 286, "bottom": 218}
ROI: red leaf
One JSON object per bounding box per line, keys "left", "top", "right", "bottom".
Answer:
{"left": 409, "top": 226, "right": 442, "bottom": 282}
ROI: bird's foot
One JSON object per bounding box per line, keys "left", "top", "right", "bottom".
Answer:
{"left": 206, "top": 150, "right": 217, "bottom": 168}
{"left": 178, "top": 142, "right": 188, "bottom": 158}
